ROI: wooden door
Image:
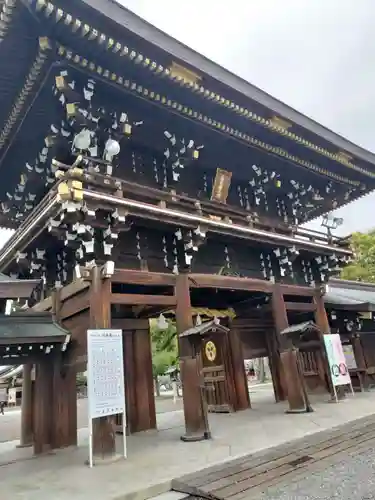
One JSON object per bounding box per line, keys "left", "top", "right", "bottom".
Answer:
{"left": 201, "top": 333, "right": 234, "bottom": 413}
{"left": 298, "top": 349, "right": 327, "bottom": 393}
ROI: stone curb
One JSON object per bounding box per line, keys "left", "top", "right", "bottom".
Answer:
{"left": 112, "top": 480, "right": 172, "bottom": 500}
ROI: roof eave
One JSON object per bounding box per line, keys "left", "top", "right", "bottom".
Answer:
{"left": 82, "top": 0, "right": 375, "bottom": 167}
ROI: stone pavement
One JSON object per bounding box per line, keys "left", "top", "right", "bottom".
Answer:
{"left": 0, "top": 394, "right": 183, "bottom": 443}
{"left": 0, "top": 384, "right": 375, "bottom": 500}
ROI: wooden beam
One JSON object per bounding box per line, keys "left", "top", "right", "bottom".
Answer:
{"left": 59, "top": 291, "right": 90, "bottom": 320}
{"left": 31, "top": 296, "right": 52, "bottom": 312}
{"left": 111, "top": 293, "right": 176, "bottom": 306}
{"left": 280, "top": 284, "right": 317, "bottom": 297}
{"left": 111, "top": 318, "right": 150, "bottom": 330}
{"left": 262, "top": 302, "right": 317, "bottom": 313}
{"left": 60, "top": 279, "right": 90, "bottom": 301}
{"left": 111, "top": 269, "right": 176, "bottom": 286}
{"left": 0, "top": 281, "right": 39, "bottom": 299}
{"left": 284, "top": 302, "right": 317, "bottom": 312}
{"left": 189, "top": 273, "right": 272, "bottom": 292}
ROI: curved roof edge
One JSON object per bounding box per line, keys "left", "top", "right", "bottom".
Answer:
{"left": 82, "top": 0, "right": 375, "bottom": 167}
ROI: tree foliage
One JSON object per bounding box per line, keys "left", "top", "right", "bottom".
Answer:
{"left": 150, "top": 319, "right": 178, "bottom": 377}
{"left": 341, "top": 230, "right": 375, "bottom": 282}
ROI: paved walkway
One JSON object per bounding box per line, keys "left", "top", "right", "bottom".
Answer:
{"left": 0, "top": 385, "right": 375, "bottom": 500}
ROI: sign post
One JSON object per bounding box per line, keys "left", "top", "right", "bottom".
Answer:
{"left": 323, "top": 333, "right": 354, "bottom": 401}
{"left": 87, "top": 329, "right": 126, "bottom": 467}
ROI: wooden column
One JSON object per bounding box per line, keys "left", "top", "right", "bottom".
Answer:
{"left": 122, "top": 330, "right": 136, "bottom": 434}
{"left": 352, "top": 334, "right": 367, "bottom": 370}
{"left": 52, "top": 356, "right": 78, "bottom": 449}
{"left": 89, "top": 266, "right": 116, "bottom": 458}
{"left": 271, "top": 285, "right": 305, "bottom": 412}
{"left": 313, "top": 292, "right": 331, "bottom": 334}
{"left": 227, "top": 323, "right": 250, "bottom": 411}
{"left": 131, "top": 327, "right": 156, "bottom": 432}
{"left": 33, "top": 357, "right": 53, "bottom": 455}
{"left": 113, "top": 319, "right": 156, "bottom": 435}
{"left": 270, "top": 285, "right": 288, "bottom": 401}
{"left": 313, "top": 291, "right": 334, "bottom": 396}
{"left": 19, "top": 363, "right": 33, "bottom": 448}
{"left": 175, "top": 273, "right": 209, "bottom": 441}
{"left": 51, "top": 288, "right": 77, "bottom": 450}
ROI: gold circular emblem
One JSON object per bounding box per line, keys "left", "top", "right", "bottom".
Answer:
{"left": 205, "top": 340, "right": 217, "bottom": 362}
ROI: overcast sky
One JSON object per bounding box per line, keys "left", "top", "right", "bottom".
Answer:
{"left": 0, "top": 0, "right": 373, "bottom": 249}
{"left": 118, "top": 0, "right": 375, "bottom": 236}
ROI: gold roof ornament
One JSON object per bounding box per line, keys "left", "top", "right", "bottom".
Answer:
{"left": 168, "top": 62, "right": 201, "bottom": 87}
{"left": 269, "top": 116, "right": 292, "bottom": 131}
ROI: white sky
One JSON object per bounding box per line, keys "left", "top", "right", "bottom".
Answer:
{"left": 1, "top": 0, "right": 373, "bottom": 248}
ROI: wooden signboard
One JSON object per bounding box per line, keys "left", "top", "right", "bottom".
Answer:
{"left": 211, "top": 168, "right": 232, "bottom": 204}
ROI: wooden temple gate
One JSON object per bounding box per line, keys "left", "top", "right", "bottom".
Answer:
{"left": 0, "top": 0, "right": 366, "bottom": 461}
{"left": 16, "top": 266, "right": 334, "bottom": 455}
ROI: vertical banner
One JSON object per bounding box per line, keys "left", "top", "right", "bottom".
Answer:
{"left": 323, "top": 334, "right": 354, "bottom": 399}
{"left": 87, "top": 329, "right": 126, "bottom": 467}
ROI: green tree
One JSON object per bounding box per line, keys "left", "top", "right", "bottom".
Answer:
{"left": 150, "top": 319, "right": 178, "bottom": 395}
{"left": 341, "top": 230, "right": 375, "bottom": 282}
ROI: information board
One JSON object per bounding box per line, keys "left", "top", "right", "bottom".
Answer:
{"left": 87, "top": 329, "right": 125, "bottom": 419}
{"left": 323, "top": 334, "right": 353, "bottom": 397}
{"left": 87, "top": 329, "right": 126, "bottom": 466}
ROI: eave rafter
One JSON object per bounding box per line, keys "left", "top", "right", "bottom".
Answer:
{"left": 54, "top": 44, "right": 361, "bottom": 188}
{"left": 29, "top": 0, "right": 375, "bottom": 180}
{"left": 0, "top": 167, "right": 353, "bottom": 274}
{"left": 0, "top": 35, "right": 53, "bottom": 157}
{"left": 0, "top": 0, "right": 17, "bottom": 42}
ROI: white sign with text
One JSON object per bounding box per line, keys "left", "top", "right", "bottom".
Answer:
{"left": 87, "top": 329, "right": 126, "bottom": 466}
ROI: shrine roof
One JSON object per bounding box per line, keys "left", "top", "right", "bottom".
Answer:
{"left": 325, "top": 279, "right": 375, "bottom": 311}
{"left": 180, "top": 319, "right": 229, "bottom": 338}
{"left": 82, "top": 0, "right": 375, "bottom": 167}
{"left": 0, "top": 0, "right": 375, "bottom": 228}
{"left": 0, "top": 273, "right": 40, "bottom": 299}
{"left": 0, "top": 311, "right": 69, "bottom": 342}
{"left": 280, "top": 321, "right": 319, "bottom": 336}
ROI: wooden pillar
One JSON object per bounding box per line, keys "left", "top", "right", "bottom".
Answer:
{"left": 352, "top": 334, "right": 367, "bottom": 370}
{"left": 114, "top": 320, "right": 156, "bottom": 435}
{"left": 280, "top": 349, "right": 305, "bottom": 411}
{"left": 89, "top": 266, "right": 116, "bottom": 458}
{"left": 313, "top": 291, "right": 334, "bottom": 396}
{"left": 52, "top": 355, "right": 78, "bottom": 449}
{"left": 270, "top": 285, "right": 288, "bottom": 401}
{"left": 175, "top": 273, "right": 210, "bottom": 441}
{"left": 227, "top": 322, "right": 250, "bottom": 411}
{"left": 271, "top": 285, "right": 305, "bottom": 412}
{"left": 313, "top": 292, "right": 330, "bottom": 334}
{"left": 19, "top": 363, "right": 33, "bottom": 448}
{"left": 51, "top": 288, "right": 77, "bottom": 450}
{"left": 33, "top": 357, "right": 53, "bottom": 455}
{"left": 132, "top": 327, "right": 157, "bottom": 432}
{"left": 122, "top": 330, "right": 136, "bottom": 434}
